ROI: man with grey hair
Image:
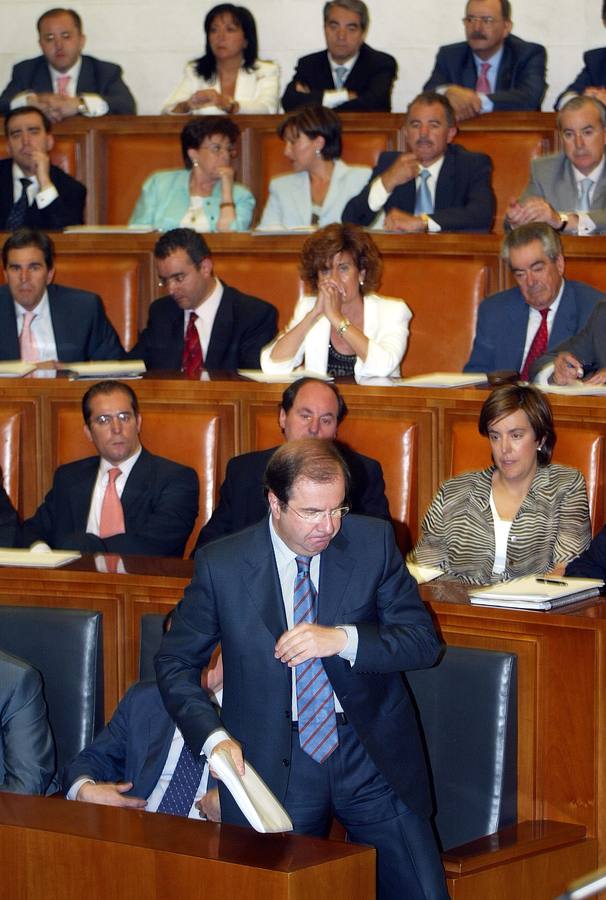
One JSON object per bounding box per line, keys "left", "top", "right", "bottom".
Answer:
{"left": 424, "top": 0, "right": 546, "bottom": 121}
{"left": 506, "top": 96, "right": 606, "bottom": 234}
{"left": 464, "top": 223, "right": 603, "bottom": 377}
{"left": 281, "top": 1, "right": 397, "bottom": 112}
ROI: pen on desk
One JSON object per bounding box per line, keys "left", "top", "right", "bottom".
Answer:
{"left": 536, "top": 577, "right": 567, "bottom": 586}
{"left": 564, "top": 360, "right": 584, "bottom": 379}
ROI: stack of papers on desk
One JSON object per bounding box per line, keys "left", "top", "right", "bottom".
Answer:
{"left": 538, "top": 382, "right": 606, "bottom": 396}
{"left": 237, "top": 369, "right": 332, "bottom": 383}
{"left": 0, "top": 361, "right": 37, "bottom": 377}
{"left": 211, "top": 749, "right": 293, "bottom": 833}
{"left": 470, "top": 576, "right": 604, "bottom": 610}
{"left": 0, "top": 548, "right": 81, "bottom": 568}
{"left": 66, "top": 360, "right": 146, "bottom": 379}
{"left": 397, "top": 372, "right": 487, "bottom": 388}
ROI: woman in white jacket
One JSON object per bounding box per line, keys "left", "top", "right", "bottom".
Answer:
{"left": 261, "top": 223, "right": 411, "bottom": 379}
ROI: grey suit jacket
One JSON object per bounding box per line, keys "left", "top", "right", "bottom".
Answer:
{"left": 520, "top": 153, "right": 606, "bottom": 232}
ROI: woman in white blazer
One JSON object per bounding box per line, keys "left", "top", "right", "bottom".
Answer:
{"left": 260, "top": 106, "right": 371, "bottom": 229}
{"left": 163, "top": 4, "right": 279, "bottom": 115}
{"left": 261, "top": 224, "right": 411, "bottom": 379}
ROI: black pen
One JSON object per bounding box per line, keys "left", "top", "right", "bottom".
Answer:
{"left": 536, "top": 577, "right": 567, "bottom": 586}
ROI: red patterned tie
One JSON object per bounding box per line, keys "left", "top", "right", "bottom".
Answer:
{"left": 520, "top": 308, "right": 549, "bottom": 381}
{"left": 56, "top": 74, "right": 71, "bottom": 96}
{"left": 99, "top": 468, "right": 126, "bottom": 538}
{"left": 476, "top": 62, "right": 491, "bottom": 94}
{"left": 181, "top": 312, "right": 203, "bottom": 377}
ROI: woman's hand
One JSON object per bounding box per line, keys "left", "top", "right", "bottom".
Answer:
{"left": 188, "top": 89, "right": 221, "bottom": 109}
{"left": 217, "top": 166, "right": 235, "bottom": 188}
{"left": 317, "top": 278, "right": 344, "bottom": 326}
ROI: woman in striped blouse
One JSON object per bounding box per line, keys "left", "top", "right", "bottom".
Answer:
{"left": 410, "top": 384, "right": 591, "bottom": 585}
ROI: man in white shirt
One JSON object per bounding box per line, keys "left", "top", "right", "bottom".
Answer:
{"left": 0, "top": 7, "right": 135, "bottom": 119}
{"left": 506, "top": 96, "right": 606, "bottom": 235}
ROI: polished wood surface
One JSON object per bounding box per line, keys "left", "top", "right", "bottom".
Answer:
{"left": 0, "top": 794, "right": 375, "bottom": 900}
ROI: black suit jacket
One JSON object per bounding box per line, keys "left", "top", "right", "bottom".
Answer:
{"left": 556, "top": 48, "right": 606, "bottom": 107}
{"left": 282, "top": 43, "right": 397, "bottom": 112}
{"left": 194, "top": 443, "right": 390, "bottom": 551}
{"left": 0, "top": 158, "right": 85, "bottom": 230}
{"left": 530, "top": 300, "right": 606, "bottom": 379}
{"left": 423, "top": 34, "right": 546, "bottom": 111}
{"left": 127, "top": 283, "right": 277, "bottom": 371}
{"left": 566, "top": 524, "right": 606, "bottom": 579}
{"left": 0, "top": 480, "right": 18, "bottom": 548}
{"left": 0, "top": 54, "right": 136, "bottom": 116}
{"left": 342, "top": 143, "right": 495, "bottom": 232}
{"left": 21, "top": 448, "right": 199, "bottom": 557}
{"left": 0, "top": 283, "right": 124, "bottom": 362}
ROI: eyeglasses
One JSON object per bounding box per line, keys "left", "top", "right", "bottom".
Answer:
{"left": 91, "top": 411, "right": 134, "bottom": 427}
{"left": 201, "top": 141, "right": 237, "bottom": 157}
{"left": 158, "top": 272, "right": 189, "bottom": 289}
{"left": 286, "top": 504, "right": 350, "bottom": 523}
{"left": 462, "top": 15, "right": 502, "bottom": 25}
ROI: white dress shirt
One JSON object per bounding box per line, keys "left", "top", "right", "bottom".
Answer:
{"left": 10, "top": 57, "right": 109, "bottom": 116}
{"left": 570, "top": 157, "right": 605, "bottom": 235}
{"left": 183, "top": 278, "right": 223, "bottom": 361}
{"left": 85, "top": 447, "right": 142, "bottom": 535}
{"left": 322, "top": 52, "right": 359, "bottom": 108}
{"left": 367, "top": 154, "right": 446, "bottom": 231}
{"left": 14, "top": 291, "right": 57, "bottom": 361}
{"left": 12, "top": 161, "right": 58, "bottom": 209}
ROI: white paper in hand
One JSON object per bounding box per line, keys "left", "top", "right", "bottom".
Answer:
{"left": 211, "top": 748, "right": 293, "bottom": 833}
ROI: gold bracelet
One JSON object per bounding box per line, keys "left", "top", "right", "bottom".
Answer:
{"left": 220, "top": 202, "right": 235, "bottom": 208}
{"left": 336, "top": 318, "right": 351, "bottom": 336}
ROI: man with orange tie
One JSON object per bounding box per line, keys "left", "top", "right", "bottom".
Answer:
{"left": 20, "top": 380, "right": 199, "bottom": 557}
{"left": 127, "top": 229, "right": 277, "bottom": 375}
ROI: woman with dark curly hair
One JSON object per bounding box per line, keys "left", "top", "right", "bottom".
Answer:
{"left": 129, "top": 117, "right": 254, "bottom": 232}
{"left": 260, "top": 223, "right": 411, "bottom": 378}
{"left": 162, "top": 4, "right": 279, "bottom": 115}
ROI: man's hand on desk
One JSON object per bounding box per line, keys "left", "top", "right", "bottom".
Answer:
{"left": 76, "top": 780, "right": 147, "bottom": 808}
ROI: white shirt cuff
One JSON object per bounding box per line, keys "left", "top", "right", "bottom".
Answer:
{"left": 9, "top": 91, "right": 31, "bottom": 109}
{"left": 322, "top": 88, "right": 349, "bottom": 108}
{"left": 479, "top": 93, "right": 493, "bottom": 113}
{"left": 80, "top": 93, "right": 109, "bottom": 116}
{"left": 577, "top": 212, "right": 597, "bottom": 235}
{"left": 202, "top": 728, "right": 231, "bottom": 760}
{"left": 337, "top": 625, "right": 358, "bottom": 665}
{"left": 426, "top": 216, "right": 441, "bottom": 233}
{"left": 368, "top": 175, "right": 390, "bottom": 212}
{"left": 67, "top": 776, "right": 95, "bottom": 800}
{"left": 533, "top": 362, "right": 555, "bottom": 385}
{"left": 35, "top": 185, "right": 59, "bottom": 209}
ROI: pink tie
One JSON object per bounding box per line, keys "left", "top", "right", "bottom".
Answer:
{"left": 99, "top": 468, "right": 126, "bottom": 538}
{"left": 476, "top": 62, "right": 491, "bottom": 94}
{"left": 19, "top": 311, "right": 39, "bottom": 362}
{"left": 56, "top": 74, "right": 71, "bottom": 96}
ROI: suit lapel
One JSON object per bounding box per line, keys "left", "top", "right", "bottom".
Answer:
{"left": 0, "top": 161, "right": 14, "bottom": 224}
{"left": 318, "top": 52, "right": 336, "bottom": 89}
{"left": 434, "top": 148, "right": 456, "bottom": 209}
{"left": 34, "top": 58, "right": 53, "bottom": 93}
{"left": 550, "top": 283, "right": 577, "bottom": 347}
{"left": 317, "top": 528, "right": 357, "bottom": 625}
{"left": 460, "top": 49, "right": 478, "bottom": 89}
{"left": 242, "top": 521, "right": 288, "bottom": 641}
{"left": 120, "top": 449, "right": 151, "bottom": 524}
{"left": 495, "top": 42, "right": 513, "bottom": 90}
{"left": 75, "top": 57, "right": 95, "bottom": 95}
{"left": 68, "top": 458, "right": 99, "bottom": 530}
{"left": 205, "top": 286, "right": 233, "bottom": 369}
{"left": 507, "top": 295, "right": 531, "bottom": 368}
{"left": 135, "top": 708, "right": 175, "bottom": 797}
{"left": 0, "top": 289, "right": 21, "bottom": 358}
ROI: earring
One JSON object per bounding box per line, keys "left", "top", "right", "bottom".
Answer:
{"left": 315, "top": 148, "right": 322, "bottom": 156}
{"left": 359, "top": 278, "right": 364, "bottom": 286}
{"left": 192, "top": 159, "right": 199, "bottom": 168}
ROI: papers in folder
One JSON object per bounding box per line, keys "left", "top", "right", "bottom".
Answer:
{"left": 397, "top": 372, "right": 487, "bottom": 388}
{"left": 211, "top": 749, "right": 293, "bottom": 833}
{"left": 538, "top": 381, "right": 606, "bottom": 397}
{"left": 469, "top": 576, "right": 604, "bottom": 610}
{"left": 237, "top": 369, "right": 332, "bottom": 383}
{"left": 0, "top": 548, "right": 81, "bottom": 568}
{"left": 0, "top": 361, "right": 37, "bottom": 377}
{"left": 66, "top": 360, "right": 146, "bottom": 379}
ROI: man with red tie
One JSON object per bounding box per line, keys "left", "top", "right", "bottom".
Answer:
{"left": 127, "top": 229, "right": 277, "bottom": 375}
{"left": 20, "top": 380, "right": 199, "bottom": 557}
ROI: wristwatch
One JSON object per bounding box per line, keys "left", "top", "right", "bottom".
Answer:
{"left": 419, "top": 213, "right": 430, "bottom": 232}
{"left": 77, "top": 97, "right": 88, "bottom": 115}
{"left": 556, "top": 213, "right": 568, "bottom": 232}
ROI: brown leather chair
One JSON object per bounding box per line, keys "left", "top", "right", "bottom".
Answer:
{"left": 449, "top": 420, "right": 603, "bottom": 533}
{"left": 0, "top": 405, "right": 21, "bottom": 511}
{"left": 0, "top": 134, "right": 86, "bottom": 181}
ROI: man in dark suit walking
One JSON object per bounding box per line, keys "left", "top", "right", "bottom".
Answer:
{"left": 343, "top": 91, "right": 494, "bottom": 232}
{"left": 128, "top": 229, "right": 277, "bottom": 373}
{"left": 282, "top": 0, "right": 396, "bottom": 113}
{"left": 0, "top": 7, "right": 135, "bottom": 118}
{"left": 0, "top": 107, "right": 85, "bottom": 231}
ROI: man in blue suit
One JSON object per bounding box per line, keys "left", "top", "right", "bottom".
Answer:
{"left": 556, "top": 2, "right": 606, "bottom": 109}
{"left": 423, "top": 0, "right": 546, "bottom": 121}
{"left": 465, "top": 223, "right": 603, "bottom": 377}
{"left": 0, "top": 7, "right": 135, "bottom": 119}
{"left": 156, "top": 439, "right": 449, "bottom": 900}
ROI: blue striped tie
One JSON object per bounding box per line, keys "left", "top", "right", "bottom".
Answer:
{"left": 414, "top": 168, "right": 433, "bottom": 215}
{"left": 157, "top": 741, "right": 202, "bottom": 816}
{"left": 293, "top": 555, "right": 338, "bottom": 764}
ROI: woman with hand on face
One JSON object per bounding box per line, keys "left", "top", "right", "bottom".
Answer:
{"left": 162, "top": 4, "right": 279, "bottom": 116}
{"left": 410, "top": 385, "right": 591, "bottom": 585}
{"left": 129, "top": 117, "right": 254, "bottom": 232}
{"left": 260, "top": 223, "right": 411, "bottom": 379}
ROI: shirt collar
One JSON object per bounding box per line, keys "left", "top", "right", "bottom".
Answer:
{"left": 472, "top": 45, "right": 504, "bottom": 72}
{"left": 98, "top": 445, "right": 142, "bottom": 478}
{"left": 48, "top": 57, "right": 82, "bottom": 89}
{"left": 327, "top": 52, "right": 359, "bottom": 75}
{"left": 571, "top": 156, "right": 605, "bottom": 185}
{"left": 187, "top": 277, "right": 223, "bottom": 322}
{"left": 13, "top": 289, "right": 49, "bottom": 320}
{"left": 12, "top": 161, "right": 38, "bottom": 191}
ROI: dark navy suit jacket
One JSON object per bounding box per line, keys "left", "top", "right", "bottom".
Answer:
{"left": 464, "top": 280, "right": 604, "bottom": 373}
{"left": 423, "top": 34, "right": 546, "bottom": 110}
{"left": 156, "top": 515, "right": 441, "bottom": 826}
{"left": 342, "top": 143, "right": 495, "bottom": 232}
{"left": 127, "top": 284, "right": 277, "bottom": 371}
{"left": 556, "top": 48, "right": 606, "bottom": 107}
{"left": 0, "top": 158, "right": 85, "bottom": 230}
{"left": 0, "top": 283, "right": 123, "bottom": 362}
{"left": 0, "top": 54, "right": 136, "bottom": 116}
{"left": 530, "top": 299, "right": 606, "bottom": 379}
{"left": 567, "top": 525, "right": 606, "bottom": 579}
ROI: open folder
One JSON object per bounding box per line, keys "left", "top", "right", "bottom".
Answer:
{"left": 211, "top": 748, "right": 293, "bottom": 833}
{"left": 469, "top": 576, "right": 604, "bottom": 610}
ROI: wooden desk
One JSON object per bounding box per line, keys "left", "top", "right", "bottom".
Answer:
{"left": 0, "top": 794, "right": 375, "bottom": 900}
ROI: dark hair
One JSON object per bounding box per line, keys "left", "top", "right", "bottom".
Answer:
{"left": 264, "top": 438, "right": 350, "bottom": 504}
{"left": 154, "top": 228, "right": 211, "bottom": 265}
{"left": 465, "top": 0, "right": 511, "bottom": 16}
{"left": 194, "top": 5, "right": 258, "bottom": 80}
{"left": 557, "top": 94, "right": 606, "bottom": 128}
{"left": 2, "top": 228, "right": 54, "bottom": 269}
{"left": 603, "top": 0, "right": 606, "bottom": 20}
{"left": 5, "top": 105, "right": 51, "bottom": 136}
{"left": 180, "top": 116, "right": 240, "bottom": 168}
{"left": 323, "top": 1, "right": 368, "bottom": 31}
{"left": 280, "top": 377, "right": 348, "bottom": 424}
{"left": 278, "top": 106, "right": 342, "bottom": 161}
{"left": 478, "top": 384, "right": 556, "bottom": 466}
{"left": 300, "top": 223, "right": 382, "bottom": 294}
{"left": 501, "top": 223, "right": 563, "bottom": 265}
{"left": 37, "top": 7, "right": 82, "bottom": 32}
{"left": 407, "top": 91, "right": 456, "bottom": 129}
{"left": 82, "top": 380, "right": 139, "bottom": 425}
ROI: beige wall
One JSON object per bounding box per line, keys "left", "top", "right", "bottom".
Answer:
{"left": 0, "top": 1, "right": 603, "bottom": 114}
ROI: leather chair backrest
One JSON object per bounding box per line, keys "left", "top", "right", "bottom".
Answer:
{"left": 449, "top": 420, "right": 604, "bottom": 533}
{"left": 0, "top": 405, "right": 21, "bottom": 510}
{"left": 0, "top": 606, "right": 104, "bottom": 783}
{"left": 139, "top": 613, "right": 166, "bottom": 681}
{"left": 406, "top": 645, "right": 517, "bottom": 852}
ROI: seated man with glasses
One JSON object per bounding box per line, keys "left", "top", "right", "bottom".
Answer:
{"left": 423, "top": 0, "right": 546, "bottom": 121}
{"left": 20, "top": 380, "right": 199, "bottom": 557}
{"left": 127, "top": 228, "right": 277, "bottom": 375}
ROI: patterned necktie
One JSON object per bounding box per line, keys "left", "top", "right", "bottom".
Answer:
{"left": 6, "top": 178, "right": 32, "bottom": 231}
{"left": 56, "top": 74, "right": 71, "bottom": 96}
{"left": 99, "top": 467, "right": 126, "bottom": 538}
{"left": 19, "top": 311, "right": 39, "bottom": 362}
{"left": 293, "top": 555, "right": 338, "bottom": 764}
{"left": 157, "top": 741, "right": 202, "bottom": 817}
{"left": 578, "top": 177, "right": 593, "bottom": 212}
{"left": 414, "top": 169, "right": 433, "bottom": 215}
{"left": 520, "top": 308, "right": 550, "bottom": 381}
{"left": 476, "top": 62, "right": 491, "bottom": 94}
{"left": 334, "top": 65, "right": 348, "bottom": 88}
{"left": 181, "top": 312, "right": 203, "bottom": 377}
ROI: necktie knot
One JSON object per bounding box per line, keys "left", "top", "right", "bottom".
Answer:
{"left": 420, "top": 169, "right": 430, "bottom": 183}
{"left": 538, "top": 308, "right": 549, "bottom": 322}
{"left": 295, "top": 554, "right": 312, "bottom": 576}
{"left": 334, "top": 65, "right": 347, "bottom": 88}
{"left": 107, "top": 467, "right": 122, "bottom": 484}
{"left": 56, "top": 74, "right": 71, "bottom": 95}
{"left": 19, "top": 177, "right": 31, "bottom": 192}
{"left": 578, "top": 177, "right": 593, "bottom": 212}
{"left": 476, "top": 61, "right": 491, "bottom": 94}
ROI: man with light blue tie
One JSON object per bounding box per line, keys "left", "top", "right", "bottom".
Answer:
{"left": 342, "top": 91, "right": 495, "bottom": 232}
{"left": 506, "top": 96, "right": 606, "bottom": 235}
